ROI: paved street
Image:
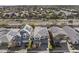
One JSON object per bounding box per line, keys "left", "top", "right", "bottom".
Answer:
{"left": 67, "top": 42, "right": 79, "bottom": 53}
{"left": 50, "top": 43, "right": 69, "bottom": 53}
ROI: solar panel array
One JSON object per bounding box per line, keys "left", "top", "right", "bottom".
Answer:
{"left": 6, "top": 29, "right": 19, "bottom": 42}
{"left": 0, "top": 28, "right": 10, "bottom": 43}
{"left": 0, "top": 28, "right": 9, "bottom": 37}
{"left": 49, "top": 26, "right": 67, "bottom": 37}
{"left": 34, "top": 27, "right": 49, "bottom": 40}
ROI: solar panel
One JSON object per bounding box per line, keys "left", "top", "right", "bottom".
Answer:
{"left": 34, "top": 27, "right": 49, "bottom": 40}
{"left": 0, "top": 28, "right": 9, "bottom": 38}
{"left": 7, "top": 29, "right": 19, "bottom": 42}
{"left": 0, "top": 35, "right": 9, "bottom": 42}
{"left": 8, "top": 31, "right": 17, "bottom": 36}
{"left": 49, "top": 26, "right": 67, "bottom": 37}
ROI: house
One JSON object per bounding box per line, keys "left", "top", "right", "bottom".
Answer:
{"left": 32, "top": 26, "right": 49, "bottom": 49}
{"left": 63, "top": 26, "right": 79, "bottom": 45}
{"left": 19, "top": 24, "right": 33, "bottom": 47}
{"left": 0, "top": 28, "right": 19, "bottom": 47}
{"left": 8, "top": 24, "right": 33, "bottom": 48}
{"left": 49, "top": 26, "right": 68, "bottom": 47}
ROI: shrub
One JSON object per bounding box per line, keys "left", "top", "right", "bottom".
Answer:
{"left": 0, "top": 22, "right": 8, "bottom": 27}
{"left": 28, "top": 39, "right": 33, "bottom": 49}
{"left": 48, "top": 41, "right": 55, "bottom": 52}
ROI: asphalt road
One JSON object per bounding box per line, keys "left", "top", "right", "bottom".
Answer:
{"left": 50, "top": 43, "right": 69, "bottom": 53}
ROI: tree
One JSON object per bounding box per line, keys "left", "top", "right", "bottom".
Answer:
{"left": 58, "top": 12, "right": 66, "bottom": 19}
{"left": 68, "top": 20, "right": 73, "bottom": 26}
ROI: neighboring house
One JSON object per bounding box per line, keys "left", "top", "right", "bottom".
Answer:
{"left": 6, "top": 29, "right": 20, "bottom": 47}
{"left": 19, "top": 24, "right": 33, "bottom": 44}
{"left": 32, "top": 26, "right": 49, "bottom": 49}
{"left": 7, "top": 24, "right": 33, "bottom": 48}
{"left": 63, "top": 26, "right": 79, "bottom": 45}
{"left": 49, "top": 26, "right": 68, "bottom": 47}
{"left": 0, "top": 28, "right": 19, "bottom": 47}
{"left": 0, "top": 28, "right": 10, "bottom": 43}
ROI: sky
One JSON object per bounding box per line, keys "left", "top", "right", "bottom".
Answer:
{"left": 0, "top": 0, "right": 79, "bottom": 5}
